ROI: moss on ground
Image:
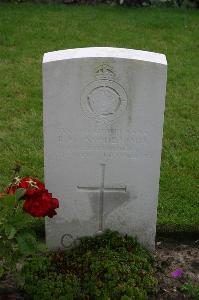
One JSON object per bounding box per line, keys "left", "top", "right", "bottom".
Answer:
{"left": 19, "top": 230, "right": 157, "bottom": 300}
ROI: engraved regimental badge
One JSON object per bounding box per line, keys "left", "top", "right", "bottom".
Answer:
{"left": 81, "top": 64, "right": 128, "bottom": 123}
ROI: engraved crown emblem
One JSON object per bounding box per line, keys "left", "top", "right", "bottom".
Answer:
{"left": 95, "top": 64, "right": 114, "bottom": 80}
{"left": 81, "top": 63, "right": 128, "bottom": 123}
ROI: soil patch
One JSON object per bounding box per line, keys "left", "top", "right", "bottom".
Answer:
{"left": 153, "top": 236, "right": 199, "bottom": 299}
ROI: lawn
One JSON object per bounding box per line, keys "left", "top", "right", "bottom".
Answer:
{"left": 0, "top": 4, "right": 198, "bottom": 231}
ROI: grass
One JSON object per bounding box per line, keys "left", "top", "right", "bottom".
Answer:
{"left": 181, "top": 282, "right": 199, "bottom": 299}
{"left": 0, "top": 4, "right": 198, "bottom": 230}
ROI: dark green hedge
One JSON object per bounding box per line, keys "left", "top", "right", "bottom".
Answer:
{"left": 1, "top": 0, "right": 198, "bottom": 8}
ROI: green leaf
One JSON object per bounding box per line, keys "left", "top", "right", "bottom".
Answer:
{"left": 0, "top": 266, "right": 4, "bottom": 278}
{"left": 5, "top": 224, "right": 17, "bottom": 239}
{"left": 16, "top": 232, "right": 37, "bottom": 255}
{"left": 15, "top": 188, "right": 26, "bottom": 201}
{"left": 37, "top": 242, "right": 47, "bottom": 253}
{"left": 15, "top": 273, "right": 25, "bottom": 288}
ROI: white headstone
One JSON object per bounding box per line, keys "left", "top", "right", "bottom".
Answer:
{"left": 43, "top": 47, "right": 167, "bottom": 250}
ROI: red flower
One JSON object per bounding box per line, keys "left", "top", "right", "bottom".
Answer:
{"left": 6, "top": 176, "right": 59, "bottom": 218}
{"left": 18, "top": 177, "right": 45, "bottom": 196}
{"left": 23, "top": 190, "right": 59, "bottom": 218}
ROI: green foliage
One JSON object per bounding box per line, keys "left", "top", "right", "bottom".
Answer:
{"left": 181, "top": 283, "right": 199, "bottom": 299}
{"left": 0, "top": 0, "right": 198, "bottom": 7}
{"left": 15, "top": 188, "right": 26, "bottom": 201}
{"left": 182, "top": 0, "right": 199, "bottom": 8}
{"left": 20, "top": 230, "right": 157, "bottom": 300}
{"left": 0, "top": 194, "right": 46, "bottom": 278}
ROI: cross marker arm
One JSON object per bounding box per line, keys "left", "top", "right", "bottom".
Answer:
{"left": 77, "top": 186, "right": 100, "bottom": 191}
{"left": 77, "top": 186, "right": 127, "bottom": 192}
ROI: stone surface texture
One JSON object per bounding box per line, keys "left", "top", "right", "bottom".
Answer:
{"left": 43, "top": 47, "right": 167, "bottom": 250}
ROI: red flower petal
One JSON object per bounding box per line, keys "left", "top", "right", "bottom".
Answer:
{"left": 23, "top": 189, "right": 59, "bottom": 218}
{"left": 19, "top": 177, "right": 45, "bottom": 196}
